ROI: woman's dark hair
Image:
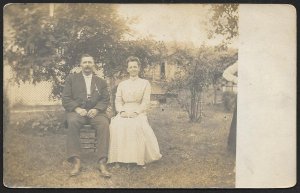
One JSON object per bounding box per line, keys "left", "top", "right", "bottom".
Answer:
{"left": 126, "top": 56, "right": 141, "bottom": 66}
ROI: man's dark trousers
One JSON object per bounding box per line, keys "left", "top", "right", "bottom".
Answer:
{"left": 66, "top": 112, "right": 110, "bottom": 161}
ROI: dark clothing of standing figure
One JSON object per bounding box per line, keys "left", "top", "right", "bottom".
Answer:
{"left": 223, "top": 62, "right": 238, "bottom": 154}
{"left": 227, "top": 98, "right": 237, "bottom": 154}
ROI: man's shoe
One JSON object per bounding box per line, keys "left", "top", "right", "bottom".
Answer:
{"left": 70, "top": 158, "right": 81, "bottom": 176}
{"left": 98, "top": 163, "right": 111, "bottom": 178}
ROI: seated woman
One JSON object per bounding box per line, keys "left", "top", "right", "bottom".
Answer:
{"left": 108, "top": 56, "right": 162, "bottom": 166}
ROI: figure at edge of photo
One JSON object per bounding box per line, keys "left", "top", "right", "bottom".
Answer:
{"left": 62, "top": 54, "right": 111, "bottom": 177}
{"left": 108, "top": 56, "right": 162, "bottom": 166}
{"left": 223, "top": 61, "right": 238, "bottom": 154}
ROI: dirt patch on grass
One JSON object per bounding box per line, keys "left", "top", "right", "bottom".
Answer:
{"left": 4, "top": 104, "right": 235, "bottom": 188}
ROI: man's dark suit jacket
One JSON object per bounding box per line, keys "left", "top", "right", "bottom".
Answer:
{"left": 62, "top": 72, "right": 110, "bottom": 115}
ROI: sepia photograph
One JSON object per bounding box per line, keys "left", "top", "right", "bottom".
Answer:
{"left": 4, "top": 3, "right": 241, "bottom": 188}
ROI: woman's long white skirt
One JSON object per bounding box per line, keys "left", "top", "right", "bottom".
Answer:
{"left": 108, "top": 114, "right": 162, "bottom": 165}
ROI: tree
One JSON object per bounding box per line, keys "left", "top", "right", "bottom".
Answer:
{"left": 207, "top": 4, "right": 239, "bottom": 50}
{"left": 206, "top": 4, "right": 239, "bottom": 102}
{"left": 167, "top": 46, "right": 209, "bottom": 122}
{"left": 4, "top": 4, "right": 130, "bottom": 98}
{"left": 5, "top": 4, "right": 168, "bottom": 101}
{"left": 166, "top": 45, "right": 237, "bottom": 122}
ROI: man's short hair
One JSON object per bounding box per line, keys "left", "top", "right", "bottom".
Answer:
{"left": 80, "top": 54, "right": 94, "bottom": 61}
{"left": 126, "top": 56, "right": 141, "bottom": 66}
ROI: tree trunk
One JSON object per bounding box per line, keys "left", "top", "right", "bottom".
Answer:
{"left": 213, "top": 84, "right": 217, "bottom": 104}
{"left": 188, "top": 89, "right": 204, "bottom": 122}
{"left": 107, "top": 76, "right": 117, "bottom": 115}
{"left": 190, "top": 87, "right": 199, "bottom": 122}
{"left": 198, "top": 92, "right": 203, "bottom": 122}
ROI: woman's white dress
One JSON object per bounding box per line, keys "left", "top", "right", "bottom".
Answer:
{"left": 108, "top": 78, "right": 162, "bottom": 165}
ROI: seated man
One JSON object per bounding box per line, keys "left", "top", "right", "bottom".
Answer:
{"left": 62, "top": 54, "right": 111, "bottom": 177}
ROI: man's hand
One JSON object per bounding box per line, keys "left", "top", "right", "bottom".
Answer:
{"left": 75, "top": 107, "right": 88, "bottom": 117}
{"left": 87, "top": 109, "right": 99, "bottom": 119}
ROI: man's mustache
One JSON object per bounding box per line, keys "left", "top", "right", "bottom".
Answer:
{"left": 82, "top": 66, "right": 93, "bottom": 69}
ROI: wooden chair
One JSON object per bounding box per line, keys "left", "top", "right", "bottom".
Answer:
{"left": 80, "top": 124, "right": 97, "bottom": 152}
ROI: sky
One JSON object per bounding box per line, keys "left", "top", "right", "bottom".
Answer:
{"left": 117, "top": 4, "right": 238, "bottom": 48}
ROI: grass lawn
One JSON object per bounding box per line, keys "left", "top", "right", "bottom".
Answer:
{"left": 4, "top": 102, "right": 235, "bottom": 188}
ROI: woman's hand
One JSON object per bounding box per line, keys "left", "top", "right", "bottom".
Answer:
{"left": 120, "top": 111, "right": 128, "bottom": 118}
{"left": 120, "top": 111, "right": 138, "bottom": 118}
{"left": 128, "top": 112, "right": 138, "bottom": 118}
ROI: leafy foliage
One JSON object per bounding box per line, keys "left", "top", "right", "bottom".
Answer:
{"left": 4, "top": 4, "right": 169, "bottom": 99}
{"left": 14, "top": 111, "right": 65, "bottom": 136}
{"left": 208, "top": 4, "right": 239, "bottom": 50}
{"left": 166, "top": 45, "right": 237, "bottom": 122}
{"left": 30, "top": 113, "right": 64, "bottom": 135}
{"left": 111, "top": 39, "right": 168, "bottom": 79}
{"left": 5, "top": 4, "right": 130, "bottom": 98}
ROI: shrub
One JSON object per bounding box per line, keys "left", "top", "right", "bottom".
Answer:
{"left": 222, "top": 91, "right": 236, "bottom": 112}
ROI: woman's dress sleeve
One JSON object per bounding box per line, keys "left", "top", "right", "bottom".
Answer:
{"left": 115, "top": 83, "right": 125, "bottom": 113}
{"left": 136, "top": 80, "right": 151, "bottom": 114}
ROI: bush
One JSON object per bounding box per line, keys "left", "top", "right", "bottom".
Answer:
{"left": 222, "top": 91, "right": 236, "bottom": 112}
{"left": 30, "top": 113, "right": 65, "bottom": 135}
{"left": 15, "top": 112, "right": 66, "bottom": 136}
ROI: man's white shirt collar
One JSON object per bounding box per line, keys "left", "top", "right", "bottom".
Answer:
{"left": 83, "top": 73, "right": 93, "bottom": 79}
